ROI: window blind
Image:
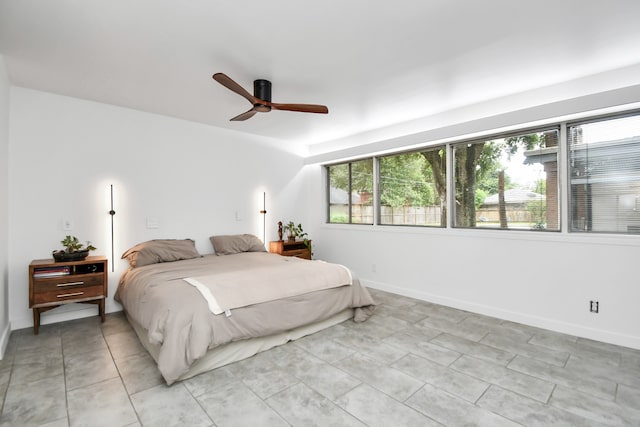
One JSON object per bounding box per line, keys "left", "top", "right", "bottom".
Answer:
{"left": 568, "top": 113, "right": 640, "bottom": 233}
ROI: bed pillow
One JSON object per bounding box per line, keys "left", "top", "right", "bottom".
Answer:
{"left": 122, "top": 239, "right": 200, "bottom": 267}
{"left": 210, "top": 234, "right": 267, "bottom": 255}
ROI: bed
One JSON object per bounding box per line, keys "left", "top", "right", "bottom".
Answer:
{"left": 114, "top": 236, "right": 376, "bottom": 384}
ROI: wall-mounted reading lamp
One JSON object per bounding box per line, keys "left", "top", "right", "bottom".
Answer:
{"left": 109, "top": 184, "right": 116, "bottom": 272}
{"left": 260, "top": 192, "right": 267, "bottom": 244}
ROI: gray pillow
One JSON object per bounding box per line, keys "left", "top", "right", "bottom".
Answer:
{"left": 122, "top": 239, "right": 200, "bottom": 267}
{"left": 210, "top": 234, "right": 267, "bottom": 255}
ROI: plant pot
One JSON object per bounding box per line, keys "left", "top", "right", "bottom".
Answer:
{"left": 52, "top": 249, "right": 89, "bottom": 262}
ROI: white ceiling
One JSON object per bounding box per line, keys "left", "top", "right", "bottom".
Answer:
{"left": 1, "top": 0, "right": 640, "bottom": 153}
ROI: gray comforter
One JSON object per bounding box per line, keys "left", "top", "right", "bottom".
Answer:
{"left": 115, "top": 252, "right": 375, "bottom": 383}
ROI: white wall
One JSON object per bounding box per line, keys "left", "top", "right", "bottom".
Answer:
{"left": 8, "top": 87, "right": 308, "bottom": 330}
{"left": 305, "top": 88, "right": 640, "bottom": 350}
{"left": 308, "top": 218, "right": 640, "bottom": 349}
{"left": 0, "top": 55, "right": 11, "bottom": 356}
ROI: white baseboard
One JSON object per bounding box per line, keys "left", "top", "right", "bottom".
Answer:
{"left": 0, "top": 320, "right": 11, "bottom": 360}
{"left": 362, "top": 279, "right": 640, "bottom": 351}
{"left": 11, "top": 303, "right": 123, "bottom": 332}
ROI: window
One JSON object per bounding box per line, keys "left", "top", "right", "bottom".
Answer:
{"left": 569, "top": 113, "right": 640, "bottom": 233}
{"left": 452, "top": 129, "right": 560, "bottom": 231}
{"left": 324, "top": 109, "right": 640, "bottom": 236}
{"left": 327, "top": 159, "right": 373, "bottom": 224}
{"left": 378, "top": 146, "right": 446, "bottom": 226}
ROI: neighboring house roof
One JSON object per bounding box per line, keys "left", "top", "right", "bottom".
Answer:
{"left": 483, "top": 189, "right": 545, "bottom": 205}
{"left": 330, "top": 187, "right": 361, "bottom": 204}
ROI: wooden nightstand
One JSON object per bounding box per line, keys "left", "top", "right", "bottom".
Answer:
{"left": 28, "top": 255, "right": 108, "bottom": 334}
{"left": 269, "top": 240, "right": 312, "bottom": 260}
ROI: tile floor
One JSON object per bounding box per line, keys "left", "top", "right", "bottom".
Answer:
{"left": 1, "top": 289, "right": 639, "bottom": 426}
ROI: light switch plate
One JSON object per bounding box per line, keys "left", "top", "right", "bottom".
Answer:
{"left": 146, "top": 216, "right": 160, "bottom": 229}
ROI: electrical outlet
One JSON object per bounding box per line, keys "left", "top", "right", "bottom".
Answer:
{"left": 63, "top": 219, "right": 73, "bottom": 231}
{"left": 590, "top": 300, "right": 599, "bottom": 313}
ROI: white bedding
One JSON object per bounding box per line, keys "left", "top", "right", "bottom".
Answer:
{"left": 183, "top": 257, "right": 352, "bottom": 314}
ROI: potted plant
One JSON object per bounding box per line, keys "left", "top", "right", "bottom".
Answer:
{"left": 52, "top": 235, "right": 96, "bottom": 262}
{"left": 282, "top": 221, "right": 310, "bottom": 248}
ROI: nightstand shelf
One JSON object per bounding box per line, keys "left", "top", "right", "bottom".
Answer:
{"left": 269, "top": 240, "right": 312, "bottom": 260}
{"left": 28, "top": 255, "right": 108, "bottom": 334}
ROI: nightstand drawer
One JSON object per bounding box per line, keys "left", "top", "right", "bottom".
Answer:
{"left": 32, "top": 284, "right": 105, "bottom": 305}
{"left": 286, "top": 249, "right": 311, "bottom": 259}
{"left": 32, "top": 274, "right": 103, "bottom": 293}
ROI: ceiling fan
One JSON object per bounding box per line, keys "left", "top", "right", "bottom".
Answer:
{"left": 212, "top": 73, "right": 329, "bottom": 121}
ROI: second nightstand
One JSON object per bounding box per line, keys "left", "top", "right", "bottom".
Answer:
{"left": 269, "top": 240, "right": 312, "bottom": 260}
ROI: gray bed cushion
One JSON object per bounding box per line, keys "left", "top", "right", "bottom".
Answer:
{"left": 210, "top": 234, "right": 267, "bottom": 255}
{"left": 122, "top": 239, "right": 200, "bottom": 267}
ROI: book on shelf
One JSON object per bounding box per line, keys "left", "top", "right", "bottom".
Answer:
{"left": 33, "top": 271, "right": 70, "bottom": 278}
{"left": 33, "top": 266, "right": 71, "bottom": 278}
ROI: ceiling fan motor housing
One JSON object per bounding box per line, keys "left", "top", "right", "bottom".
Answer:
{"left": 254, "top": 79, "right": 272, "bottom": 112}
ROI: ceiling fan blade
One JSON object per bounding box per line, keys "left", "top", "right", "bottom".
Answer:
{"left": 230, "top": 108, "right": 258, "bottom": 121}
{"left": 270, "top": 102, "right": 329, "bottom": 114}
{"left": 213, "top": 73, "right": 256, "bottom": 104}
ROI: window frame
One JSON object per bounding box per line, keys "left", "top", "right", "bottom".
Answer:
{"left": 376, "top": 145, "right": 447, "bottom": 228}
{"left": 326, "top": 158, "right": 374, "bottom": 225}
{"left": 566, "top": 110, "right": 640, "bottom": 234}
{"left": 450, "top": 125, "right": 561, "bottom": 232}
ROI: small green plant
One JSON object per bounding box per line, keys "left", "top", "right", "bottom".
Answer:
{"left": 58, "top": 235, "right": 96, "bottom": 253}
{"left": 282, "top": 221, "right": 310, "bottom": 247}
